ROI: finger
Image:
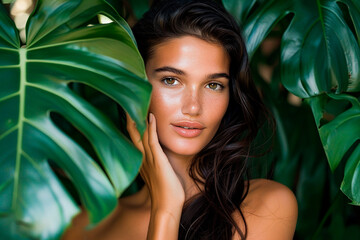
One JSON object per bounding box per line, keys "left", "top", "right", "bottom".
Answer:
{"left": 142, "top": 118, "right": 154, "bottom": 165}
{"left": 148, "top": 113, "right": 167, "bottom": 160}
{"left": 139, "top": 166, "right": 148, "bottom": 185}
{"left": 126, "top": 113, "right": 144, "bottom": 153}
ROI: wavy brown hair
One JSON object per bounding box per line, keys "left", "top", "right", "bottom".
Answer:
{"left": 132, "top": 0, "right": 271, "bottom": 239}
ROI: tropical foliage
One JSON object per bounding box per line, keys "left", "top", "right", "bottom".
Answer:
{"left": 0, "top": 0, "right": 150, "bottom": 239}
{"left": 222, "top": 0, "right": 360, "bottom": 238}
{"left": 225, "top": 0, "right": 360, "bottom": 203}
{"left": 0, "top": 0, "right": 359, "bottom": 239}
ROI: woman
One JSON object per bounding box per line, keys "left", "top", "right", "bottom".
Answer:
{"left": 63, "top": 0, "right": 297, "bottom": 239}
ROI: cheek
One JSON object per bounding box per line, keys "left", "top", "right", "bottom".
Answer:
{"left": 207, "top": 95, "right": 229, "bottom": 129}
{"left": 149, "top": 88, "right": 178, "bottom": 117}
{"left": 148, "top": 88, "right": 181, "bottom": 138}
{"left": 148, "top": 90, "right": 178, "bottom": 149}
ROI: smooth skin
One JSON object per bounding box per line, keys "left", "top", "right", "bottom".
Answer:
{"left": 62, "top": 36, "right": 297, "bottom": 240}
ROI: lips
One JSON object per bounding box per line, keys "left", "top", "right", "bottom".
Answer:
{"left": 171, "top": 121, "right": 205, "bottom": 138}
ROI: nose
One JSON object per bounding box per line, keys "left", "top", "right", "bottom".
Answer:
{"left": 181, "top": 88, "right": 202, "bottom": 116}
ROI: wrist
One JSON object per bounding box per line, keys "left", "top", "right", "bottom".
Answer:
{"left": 147, "top": 206, "right": 183, "bottom": 240}
{"left": 151, "top": 199, "right": 184, "bottom": 216}
{"left": 149, "top": 190, "right": 185, "bottom": 212}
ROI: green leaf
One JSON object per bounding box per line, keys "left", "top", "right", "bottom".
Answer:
{"left": 0, "top": 0, "right": 151, "bottom": 239}
{"left": 0, "top": 3, "right": 19, "bottom": 48}
{"left": 319, "top": 94, "right": 360, "bottom": 169}
{"left": 127, "top": 0, "right": 149, "bottom": 20}
{"left": 307, "top": 94, "right": 360, "bottom": 170}
{"left": 307, "top": 93, "right": 360, "bottom": 204}
{"left": 222, "top": 0, "right": 257, "bottom": 24}
{"left": 341, "top": 142, "right": 360, "bottom": 204}
{"left": 242, "top": 0, "right": 291, "bottom": 59}
{"left": 227, "top": 0, "right": 360, "bottom": 205}
{"left": 242, "top": 0, "right": 360, "bottom": 98}
{"left": 338, "top": 0, "right": 360, "bottom": 44}
{"left": 1, "top": 0, "right": 15, "bottom": 4}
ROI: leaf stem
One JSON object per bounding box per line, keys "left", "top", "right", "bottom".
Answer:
{"left": 311, "top": 190, "right": 342, "bottom": 239}
{"left": 12, "top": 48, "right": 27, "bottom": 209}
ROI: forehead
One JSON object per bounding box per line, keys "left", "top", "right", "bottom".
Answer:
{"left": 146, "top": 36, "right": 230, "bottom": 73}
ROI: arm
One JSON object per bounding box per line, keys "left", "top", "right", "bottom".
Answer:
{"left": 147, "top": 207, "right": 183, "bottom": 239}
{"left": 127, "top": 113, "right": 185, "bottom": 240}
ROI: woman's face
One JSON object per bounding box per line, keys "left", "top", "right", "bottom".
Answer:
{"left": 146, "top": 36, "right": 230, "bottom": 158}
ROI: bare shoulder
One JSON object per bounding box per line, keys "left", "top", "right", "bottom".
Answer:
{"left": 246, "top": 179, "right": 298, "bottom": 214}
{"left": 239, "top": 179, "right": 298, "bottom": 240}
{"left": 61, "top": 188, "right": 150, "bottom": 240}
{"left": 61, "top": 208, "right": 90, "bottom": 240}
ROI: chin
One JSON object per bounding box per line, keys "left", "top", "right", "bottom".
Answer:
{"left": 162, "top": 139, "right": 207, "bottom": 158}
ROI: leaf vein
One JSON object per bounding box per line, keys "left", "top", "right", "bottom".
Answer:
{"left": 0, "top": 125, "right": 18, "bottom": 140}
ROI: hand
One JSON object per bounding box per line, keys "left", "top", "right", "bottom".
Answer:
{"left": 126, "top": 113, "right": 185, "bottom": 211}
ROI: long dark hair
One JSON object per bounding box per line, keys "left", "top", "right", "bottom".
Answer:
{"left": 132, "top": 0, "right": 270, "bottom": 239}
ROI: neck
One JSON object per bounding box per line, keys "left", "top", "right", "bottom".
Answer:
{"left": 163, "top": 150, "right": 200, "bottom": 201}
{"left": 139, "top": 150, "right": 202, "bottom": 208}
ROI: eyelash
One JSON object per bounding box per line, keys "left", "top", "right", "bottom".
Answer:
{"left": 162, "top": 77, "right": 179, "bottom": 86}
{"left": 161, "top": 77, "right": 225, "bottom": 91}
{"left": 206, "top": 82, "right": 224, "bottom": 91}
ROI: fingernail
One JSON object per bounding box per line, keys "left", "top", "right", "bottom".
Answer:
{"left": 149, "top": 113, "right": 154, "bottom": 123}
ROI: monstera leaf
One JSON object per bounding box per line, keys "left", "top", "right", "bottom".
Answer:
{"left": 223, "top": 0, "right": 360, "bottom": 204}
{"left": 306, "top": 93, "right": 360, "bottom": 204}
{"left": 222, "top": 0, "right": 257, "bottom": 24}
{"left": 0, "top": 0, "right": 151, "bottom": 239}
{"left": 127, "top": 0, "right": 149, "bottom": 20}
{"left": 236, "top": 0, "right": 360, "bottom": 96}
{"left": 1, "top": 0, "right": 15, "bottom": 4}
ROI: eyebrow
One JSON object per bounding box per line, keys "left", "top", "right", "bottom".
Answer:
{"left": 154, "top": 66, "right": 185, "bottom": 75}
{"left": 208, "top": 73, "right": 230, "bottom": 80}
{"left": 154, "top": 66, "right": 230, "bottom": 80}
